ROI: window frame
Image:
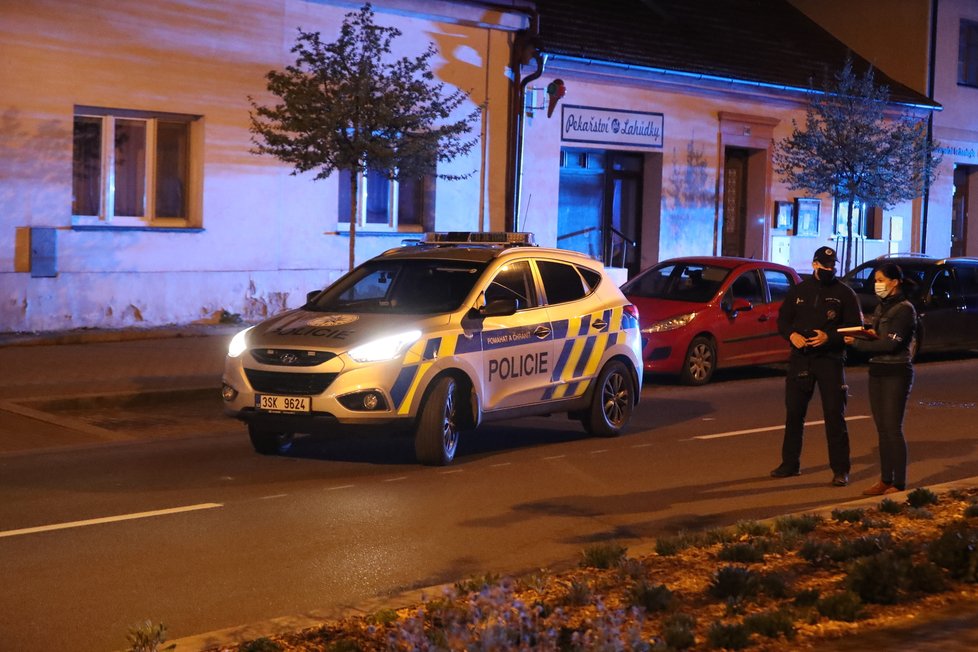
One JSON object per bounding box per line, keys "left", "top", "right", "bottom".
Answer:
{"left": 337, "top": 168, "right": 432, "bottom": 233}
{"left": 833, "top": 199, "right": 880, "bottom": 239}
{"left": 959, "top": 19, "right": 978, "bottom": 88}
{"left": 71, "top": 106, "right": 199, "bottom": 229}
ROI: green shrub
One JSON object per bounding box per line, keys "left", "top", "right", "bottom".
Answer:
{"left": 580, "top": 542, "right": 627, "bottom": 569}
{"left": 708, "top": 566, "right": 759, "bottom": 600}
{"left": 908, "top": 507, "right": 935, "bottom": 520}
{"left": 242, "top": 639, "right": 283, "bottom": 652}
{"left": 908, "top": 560, "right": 948, "bottom": 594}
{"left": 661, "top": 613, "right": 697, "bottom": 650}
{"left": 454, "top": 572, "right": 501, "bottom": 593}
{"left": 846, "top": 552, "right": 907, "bottom": 604}
{"left": 793, "top": 588, "right": 820, "bottom": 606}
{"left": 717, "top": 542, "right": 766, "bottom": 563}
{"left": 367, "top": 609, "right": 399, "bottom": 626}
{"left": 816, "top": 591, "right": 864, "bottom": 622}
{"left": 618, "top": 556, "right": 647, "bottom": 580}
{"left": 706, "top": 621, "right": 752, "bottom": 649}
{"left": 964, "top": 503, "right": 978, "bottom": 518}
{"left": 735, "top": 519, "right": 772, "bottom": 537}
{"left": 563, "top": 578, "right": 593, "bottom": 606}
{"left": 655, "top": 535, "right": 687, "bottom": 557}
{"left": 628, "top": 580, "right": 673, "bottom": 612}
{"left": 928, "top": 522, "right": 978, "bottom": 582}
{"left": 907, "top": 487, "right": 940, "bottom": 508}
{"left": 125, "top": 620, "right": 175, "bottom": 652}
{"left": 774, "top": 513, "right": 824, "bottom": 534}
{"left": 325, "top": 639, "right": 364, "bottom": 652}
{"left": 799, "top": 535, "right": 889, "bottom": 566}
{"left": 705, "top": 527, "right": 737, "bottom": 545}
{"left": 744, "top": 609, "right": 796, "bottom": 639}
{"left": 878, "top": 498, "right": 904, "bottom": 514}
{"left": 831, "top": 507, "right": 865, "bottom": 523}
{"left": 860, "top": 516, "right": 892, "bottom": 530}
{"left": 758, "top": 572, "right": 790, "bottom": 599}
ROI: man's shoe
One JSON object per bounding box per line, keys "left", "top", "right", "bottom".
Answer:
{"left": 832, "top": 473, "right": 849, "bottom": 487}
{"left": 882, "top": 485, "right": 904, "bottom": 495}
{"left": 770, "top": 465, "right": 801, "bottom": 478}
{"left": 862, "top": 480, "right": 892, "bottom": 496}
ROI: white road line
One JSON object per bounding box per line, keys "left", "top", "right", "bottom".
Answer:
{"left": 0, "top": 503, "right": 223, "bottom": 539}
{"left": 589, "top": 449, "right": 609, "bottom": 455}
{"left": 630, "top": 443, "right": 653, "bottom": 449}
{"left": 490, "top": 462, "right": 512, "bottom": 468}
{"left": 440, "top": 469, "right": 464, "bottom": 475}
{"left": 260, "top": 494, "right": 288, "bottom": 500}
{"left": 326, "top": 484, "right": 355, "bottom": 491}
{"left": 687, "top": 415, "right": 871, "bottom": 441}
{"left": 384, "top": 476, "right": 408, "bottom": 483}
{"left": 542, "top": 455, "right": 566, "bottom": 461}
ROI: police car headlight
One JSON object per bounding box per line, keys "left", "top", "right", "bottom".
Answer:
{"left": 643, "top": 312, "right": 697, "bottom": 333}
{"left": 348, "top": 330, "right": 422, "bottom": 363}
{"left": 228, "top": 326, "right": 254, "bottom": 358}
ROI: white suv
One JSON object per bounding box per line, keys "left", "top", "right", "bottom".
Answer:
{"left": 222, "top": 232, "right": 643, "bottom": 465}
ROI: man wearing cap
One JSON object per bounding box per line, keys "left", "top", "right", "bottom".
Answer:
{"left": 770, "top": 246, "right": 863, "bottom": 486}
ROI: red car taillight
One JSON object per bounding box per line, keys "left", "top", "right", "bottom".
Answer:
{"left": 623, "top": 304, "right": 639, "bottom": 321}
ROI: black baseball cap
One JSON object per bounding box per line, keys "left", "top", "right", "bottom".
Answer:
{"left": 813, "top": 246, "right": 837, "bottom": 267}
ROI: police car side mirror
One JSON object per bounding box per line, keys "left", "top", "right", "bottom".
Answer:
{"left": 306, "top": 290, "right": 322, "bottom": 304}
{"left": 480, "top": 298, "right": 519, "bottom": 318}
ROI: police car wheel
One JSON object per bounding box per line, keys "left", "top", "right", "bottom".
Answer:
{"left": 680, "top": 336, "right": 715, "bottom": 386}
{"left": 583, "top": 360, "right": 634, "bottom": 437}
{"left": 415, "top": 376, "right": 460, "bottom": 466}
{"left": 248, "top": 425, "right": 295, "bottom": 455}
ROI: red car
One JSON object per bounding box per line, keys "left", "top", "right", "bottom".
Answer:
{"left": 621, "top": 257, "right": 802, "bottom": 385}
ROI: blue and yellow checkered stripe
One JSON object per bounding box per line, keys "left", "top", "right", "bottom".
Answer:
{"left": 388, "top": 305, "right": 636, "bottom": 413}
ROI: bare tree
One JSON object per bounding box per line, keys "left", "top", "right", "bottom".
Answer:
{"left": 249, "top": 4, "right": 480, "bottom": 270}
{"left": 774, "top": 58, "right": 940, "bottom": 272}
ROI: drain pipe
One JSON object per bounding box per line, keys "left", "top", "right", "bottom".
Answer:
{"left": 922, "top": 0, "right": 939, "bottom": 254}
{"left": 504, "top": 8, "right": 542, "bottom": 232}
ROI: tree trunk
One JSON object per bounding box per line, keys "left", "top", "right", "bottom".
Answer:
{"left": 348, "top": 170, "right": 358, "bottom": 272}
{"left": 844, "top": 198, "right": 856, "bottom": 274}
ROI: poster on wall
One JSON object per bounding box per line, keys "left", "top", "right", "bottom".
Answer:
{"left": 560, "top": 105, "right": 664, "bottom": 149}
{"left": 794, "top": 198, "right": 820, "bottom": 237}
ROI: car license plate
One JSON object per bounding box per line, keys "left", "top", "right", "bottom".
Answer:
{"left": 255, "top": 394, "right": 310, "bottom": 413}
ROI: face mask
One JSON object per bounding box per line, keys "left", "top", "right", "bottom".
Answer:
{"left": 815, "top": 268, "right": 835, "bottom": 284}
{"left": 874, "top": 282, "right": 890, "bottom": 299}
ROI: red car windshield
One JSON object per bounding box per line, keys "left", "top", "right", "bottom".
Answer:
{"left": 623, "top": 263, "right": 731, "bottom": 303}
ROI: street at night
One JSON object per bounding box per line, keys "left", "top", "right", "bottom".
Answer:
{"left": 1, "top": 334, "right": 976, "bottom": 651}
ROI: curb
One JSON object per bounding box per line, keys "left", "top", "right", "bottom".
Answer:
{"left": 166, "top": 475, "right": 978, "bottom": 652}
{"left": 0, "top": 324, "right": 243, "bottom": 349}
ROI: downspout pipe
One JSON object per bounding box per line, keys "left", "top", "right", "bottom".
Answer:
{"left": 504, "top": 6, "right": 541, "bottom": 233}
{"left": 922, "top": 0, "right": 939, "bottom": 254}
{"left": 512, "top": 49, "right": 545, "bottom": 231}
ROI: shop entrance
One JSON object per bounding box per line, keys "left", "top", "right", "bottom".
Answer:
{"left": 557, "top": 148, "right": 643, "bottom": 276}
{"left": 722, "top": 148, "right": 750, "bottom": 257}
{"left": 952, "top": 165, "right": 975, "bottom": 257}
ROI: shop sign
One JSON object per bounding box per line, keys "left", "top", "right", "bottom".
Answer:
{"left": 936, "top": 146, "right": 977, "bottom": 160}
{"left": 560, "top": 105, "right": 663, "bottom": 148}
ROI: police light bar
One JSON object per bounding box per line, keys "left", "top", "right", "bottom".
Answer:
{"left": 421, "top": 232, "right": 537, "bottom": 246}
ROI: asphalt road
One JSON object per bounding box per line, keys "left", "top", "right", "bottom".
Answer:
{"left": 1, "top": 353, "right": 977, "bottom": 651}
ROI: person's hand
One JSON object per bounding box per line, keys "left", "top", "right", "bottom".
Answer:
{"left": 844, "top": 336, "right": 855, "bottom": 345}
{"left": 805, "top": 329, "right": 828, "bottom": 347}
{"left": 789, "top": 332, "right": 808, "bottom": 349}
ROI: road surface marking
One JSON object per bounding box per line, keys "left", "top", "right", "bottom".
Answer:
{"left": 490, "top": 462, "right": 512, "bottom": 468}
{"left": 326, "top": 484, "right": 355, "bottom": 491}
{"left": 384, "top": 476, "right": 408, "bottom": 483}
{"left": 439, "top": 469, "right": 464, "bottom": 475}
{"left": 260, "top": 494, "right": 288, "bottom": 500}
{"left": 630, "top": 443, "right": 653, "bottom": 449}
{"left": 542, "top": 455, "right": 566, "bottom": 461}
{"left": 687, "top": 415, "right": 871, "bottom": 441}
{"left": 589, "top": 449, "right": 608, "bottom": 455}
{"left": 0, "top": 503, "right": 223, "bottom": 539}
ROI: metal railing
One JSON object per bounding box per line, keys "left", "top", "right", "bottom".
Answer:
{"left": 556, "top": 225, "right": 636, "bottom": 268}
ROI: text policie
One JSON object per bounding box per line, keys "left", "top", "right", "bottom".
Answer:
{"left": 489, "top": 351, "right": 550, "bottom": 382}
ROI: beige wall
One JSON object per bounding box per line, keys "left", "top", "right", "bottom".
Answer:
{"left": 0, "top": 0, "right": 516, "bottom": 331}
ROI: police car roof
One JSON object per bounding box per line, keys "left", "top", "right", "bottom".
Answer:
{"left": 379, "top": 243, "right": 597, "bottom": 265}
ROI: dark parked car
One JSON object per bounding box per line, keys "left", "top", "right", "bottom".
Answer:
{"left": 842, "top": 255, "right": 978, "bottom": 355}
{"left": 621, "top": 257, "right": 801, "bottom": 385}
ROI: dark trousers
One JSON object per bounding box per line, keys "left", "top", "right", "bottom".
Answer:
{"left": 868, "top": 369, "right": 913, "bottom": 489}
{"left": 781, "top": 354, "right": 850, "bottom": 474}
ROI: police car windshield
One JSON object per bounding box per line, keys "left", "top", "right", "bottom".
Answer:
{"left": 623, "top": 263, "right": 730, "bottom": 303}
{"left": 307, "top": 259, "right": 487, "bottom": 314}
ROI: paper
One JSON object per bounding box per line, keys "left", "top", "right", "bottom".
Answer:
{"left": 838, "top": 326, "right": 878, "bottom": 340}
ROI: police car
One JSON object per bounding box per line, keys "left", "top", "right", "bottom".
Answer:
{"left": 222, "top": 232, "right": 643, "bottom": 465}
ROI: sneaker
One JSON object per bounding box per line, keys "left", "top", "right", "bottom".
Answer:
{"left": 862, "top": 481, "right": 892, "bottom": 496}
{"left": 883, "top": 485, "right": 904, "bottom": 495}
{"left": 770, "top": 465, "right": 801, "bottom": 478}
{"left": 832, "top": 473, "right": 849, "bottom": 487}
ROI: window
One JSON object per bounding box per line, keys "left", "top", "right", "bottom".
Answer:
{"left": 960, "top": 20, "right": 978, "bottom": 87}
{"left": 337, "top": 167, "right": 433, "bottom": 232}
{"left": 538, "top": 261, "right": 588, "bottom": 305}
{"left": 729, "top": 271, "right": 765, "bottom": 305}
{"left": 763, "top": 269, "right": 795, "bottom": 303}
{"left": 833, "top": 200, "right": 879, "bottom": 238}
{"left": 72, "top": 107, "right": 197, "bottom": 227}
{"left": 484, "top": 261, "right": 537, "bottom": 310}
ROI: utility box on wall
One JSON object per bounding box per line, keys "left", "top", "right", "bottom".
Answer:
{"left": 771, "top": 235, "right": 790, "bottom": 266}
{"left": 30, "top": 227, "right": 57, "bottom": 278}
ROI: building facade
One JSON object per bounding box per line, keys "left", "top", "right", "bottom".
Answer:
{"left": 2, "top": 0, "right": 970, "bottom": 333}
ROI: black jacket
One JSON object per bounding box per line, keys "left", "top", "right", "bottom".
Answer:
{"left": 852, "top": 292, "right": 916, "bottom": 372}
{"left": 778, "top": 276, "right": 863, "bottom": 358}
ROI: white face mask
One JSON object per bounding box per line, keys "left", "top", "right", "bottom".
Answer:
{"left": 874, "top": 282, "right": 890, "bottom": 299}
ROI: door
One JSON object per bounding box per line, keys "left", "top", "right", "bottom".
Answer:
{"left": 952, "top": 166, "right": 973, "bottom": 258}
{"left": 716, "top": 269, "right": 769, "bottom": 364}
{"left": 558, "top": 148, "right": 643, "bottom": 276}
{"left": 722, "top": 148, "right": 749, "bottom": 257}
{"left": 477, "top": 260, "right": 555, "bottom": 410}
